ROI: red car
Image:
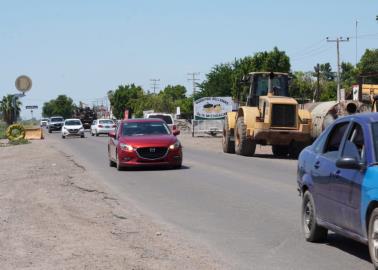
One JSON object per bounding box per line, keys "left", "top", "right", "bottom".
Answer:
{"left": 108, "top": 118, "right": 182, "bottom": 170}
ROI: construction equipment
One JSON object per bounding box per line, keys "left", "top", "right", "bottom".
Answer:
{"left": 73, "top": 105, "right": 97, "bottom": 129}
{"left": 303, "top": 100, "right": 368, "bottom": 139}
{"left": 223, "top": 72, "right": 312, "bottom": 158}
{"left": 25, "top": 127, "right": 44, "bottom": 140}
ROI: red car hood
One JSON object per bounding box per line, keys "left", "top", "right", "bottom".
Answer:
{"left": 119, "top": 135, "right": 177, "bottom": 148}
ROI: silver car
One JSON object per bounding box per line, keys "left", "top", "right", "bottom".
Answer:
{"left": 90, "top": 119, "right": 116, "bottom": 136}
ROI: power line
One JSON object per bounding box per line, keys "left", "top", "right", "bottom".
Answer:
{"left": 187, "top": 72, "right": 200, "bottom": 95}
{"left": 327, "top": 36, "right": 350, "bottom": 102}
{"left": 150, "top": 78, "right": 160, "bottom": 94}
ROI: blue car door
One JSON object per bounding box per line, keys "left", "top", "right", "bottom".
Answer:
{"left": 329, "top": 122, "right": 366, "bottom": 234}
{"left": 312, "top": 121, "right": 350, "bottom": 224}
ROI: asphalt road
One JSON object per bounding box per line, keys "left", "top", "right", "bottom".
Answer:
{"left": 46, "top": 131, "right": 372, "bottom": 270}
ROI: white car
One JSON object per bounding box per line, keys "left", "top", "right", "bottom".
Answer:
{"left": 40, "top": 118, "right": 49, "bottom": 127}
{"left": 61, "top": 119, "right": 85, "bottom": 139}
{"left": 145, "top": 113, "right": 177, "bottom": 132}
{"left": 90, "top": 119, "right": 116, "bottom": 136}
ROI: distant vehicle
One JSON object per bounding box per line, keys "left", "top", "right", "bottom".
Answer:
{"left": 61, "top": 119, "right": 85, "bottom": 139}
{"left": 145, "top": 113, "right": 177, "bottom": 132}
{"left": 297, "top": 113, "right": 378, "bottom": 269}
{"left": 48, "top": 116, "right": 64, "bottom": 133}
{"left": 40, "top": 118, "right": 49, "bottom": 127}
{"left": 90, "top": 119, "right": 116, "bottom": 136}
{"left": 108, "top": 118, "right": 182, "bottom": 170}
{"left": 72, "top": 106, "right": 97, "bottom": 130}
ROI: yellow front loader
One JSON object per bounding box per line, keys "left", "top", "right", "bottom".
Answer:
{"left": 223, "top": 72, "right": 312, "bottom": 158}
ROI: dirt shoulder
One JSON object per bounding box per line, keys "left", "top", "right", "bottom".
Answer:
{"left": 0, "top": 141, "right": 225, "bottom": 270}
{"left": 178, "top": 133, "right": 273, "bottom": 156}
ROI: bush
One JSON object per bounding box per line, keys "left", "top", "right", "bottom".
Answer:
{"left": 0, "top": 122, "right": 7, "bottom": 139}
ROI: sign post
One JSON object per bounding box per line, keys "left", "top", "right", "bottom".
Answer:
{"left": 12, "top": 75, "right": 32, "bottom": 123}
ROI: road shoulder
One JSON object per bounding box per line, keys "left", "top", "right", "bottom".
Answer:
{"left": 0, "top": 141, "right": 225, "bottom": 269}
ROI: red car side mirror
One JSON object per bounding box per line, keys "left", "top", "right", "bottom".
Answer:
{"left": 173, "top": 130, "right": 180, "bottom": 136}
{"left": 108, "top": 131, "right": 116, "bottom": 138}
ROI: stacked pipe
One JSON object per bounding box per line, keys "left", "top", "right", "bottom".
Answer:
{"left": 303, "top": 100, "right": 369, "bottom": 139}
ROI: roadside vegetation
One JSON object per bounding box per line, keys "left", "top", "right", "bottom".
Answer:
{"left": 2, "top": 48, "right": 378, "bottom": 123}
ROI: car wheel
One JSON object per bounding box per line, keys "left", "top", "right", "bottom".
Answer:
{"left": 116, "top": 151, "right": 123, "bottom": 171}
{"left": 49, "top": 129, "right": 52, "bottom": 133}
{"left": 62, "top": 135, "right": 65, "bottom": 139}
{"left": 91, "top": 131, "right": 94, "bottom": 136}
{"left": 95, "top": 130, "right": 99, "bottom": 137}
{"left": 302, "top": 191, "right": 327, "bottom": 242}
{"left": 109, "top": 159, "right": 116, "bottom": 167}
{"left": 81, "top": 134, "right": 85, "bottom": 138}
{"left": 368, "top": 208, "right": 378, "bottom": 269}
{"left": 172, "top": 162, "right": 182, "bottom": 169}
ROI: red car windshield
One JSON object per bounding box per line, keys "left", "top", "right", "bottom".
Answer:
{"left": 122, "top": 122, "right": 170, "bottom": 136}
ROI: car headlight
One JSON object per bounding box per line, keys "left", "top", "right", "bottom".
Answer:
{"left": 120, "top": 143, "right": 134, "bottom": 151}
{"left": 169, "top": 141, "right": 181, "bottom": 150}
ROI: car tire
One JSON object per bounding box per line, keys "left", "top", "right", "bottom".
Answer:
{"left": 81, "top": 134, "right": 85, "bottom": 138}
{"left": 95, "top": 130, "right": 99, "bottom": 137}
{"left": 302, "top": 191, "right": 327, "bottom": 242}
{"left": 222, "top": 119, "right": 235, "bottom": 154}
{"left": 62, "top": 135, "right": 65, "bottom": 139}
{"left": 116, "top": 151, "right": 123, "bottom": 171}
{"left": 234, "top": 116, "right": 255, "bottom": 156}
{"left": 91, "top": 131, "right": 94, "bottom": 136}
{"left": 109, "top": 159, "right": 116, "bottom": 167}
{"left": 272, "top": 145, "right": 289, "bottom": 157}
{"left": 49, "top": 129, "right": 52, "bottom": 133}
{"left": 368, "top": 208, "right": 378, "bottom": 269}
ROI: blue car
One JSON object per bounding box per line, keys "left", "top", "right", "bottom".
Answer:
{"left": 297, "top": 112, "right": 378, "bottom": 268}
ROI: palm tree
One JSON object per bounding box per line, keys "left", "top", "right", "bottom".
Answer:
{"left": 0, "top": 95, "right": 22, "bottom": 125}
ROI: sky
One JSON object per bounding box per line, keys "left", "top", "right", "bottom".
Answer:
{"left": 0, "top": 0, "right": 377, "bottom": 119}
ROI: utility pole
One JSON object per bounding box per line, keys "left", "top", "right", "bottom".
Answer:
{"left": 150, "top": 79, "right": 160, "bottom": 94}
{"left": 187, "top": 72, "right": 200, "bottom": 96}
{"left": 327, "top": 37, "right": 350, "bottom": 102}
{"left": 355, "top": 20, "right": 359, "bottom": 66}
{"left": 313, "top": 63, "right": 320, "bottom": 102}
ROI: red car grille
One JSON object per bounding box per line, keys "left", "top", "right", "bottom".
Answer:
{"left": 136, "top": 147, "right": 168, "bottom": 160}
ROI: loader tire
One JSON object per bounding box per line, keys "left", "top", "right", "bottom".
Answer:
{"left": 222, "top": 118, "right": 235, "bottom": 153}
{"left": 6, "top": 124, "right": 25, "bottom": 141}
{"left": 289, "top": 141, "right": 306, "bottom": 159}
{"left": 272, "top": 145, "right": 289, "bottom": 157}
{"left": 234, "top": 117, "right": 255, "bottom": 156}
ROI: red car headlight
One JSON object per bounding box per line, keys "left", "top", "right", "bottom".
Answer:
{"left": 120, "top": 143, "right": 134, "bottom": 151}
{"left": 169, "top": 141, "right": 181, "bottom": 150}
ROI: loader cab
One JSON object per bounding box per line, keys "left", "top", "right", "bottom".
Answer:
{"left": 244, "top": 72, "right": 289, "bottom": 107}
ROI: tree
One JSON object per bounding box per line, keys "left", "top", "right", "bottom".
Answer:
{"left": 160, "top": 85, "right": 186, "bottom": 100}
{"left": 289, "top": 72, "right": 314, "bottom": 101}
{"left": 319, "top": 63, "right": 335, "bottom": 81}
{"left": 198, "top": 47, "right": 291, "bottom": 99}
{"left": 0, "top": 95, "right": 22, "bottom": 124}
{"left": 357, "top": 49, "right": 378, "bottom": 83}
{"left": 110, "top": 84, "right": 144, "bottom": 119}
{"left": 42, "top": 95, "right": 75, "bottom": 119}
{"left": 197, "top": 63, "right": 234, "bottom": 98}
{"left": 340, "top": 62, "right": 358, "bottom": 93}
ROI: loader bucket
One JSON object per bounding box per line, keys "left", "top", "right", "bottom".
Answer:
{"left": 24, "top": 127, "right": 44, "bottom": 140}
